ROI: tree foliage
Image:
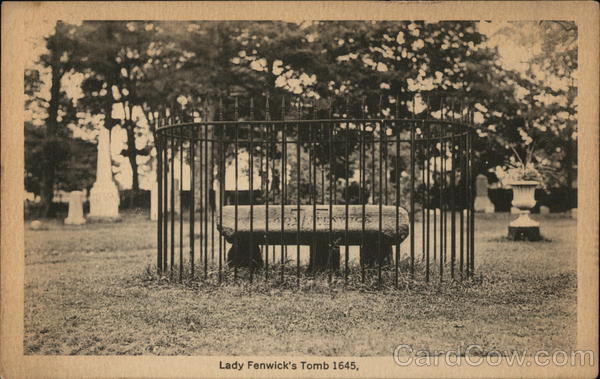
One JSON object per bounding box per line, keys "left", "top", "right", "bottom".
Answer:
{"left": 26, "top": 20, "right": 578, "bottom": 211}
{"left": 24, "top": 21, "right": 96, "bottom": 216}
{"left": 490, "top": 21, "right": 577, "bottom": 192}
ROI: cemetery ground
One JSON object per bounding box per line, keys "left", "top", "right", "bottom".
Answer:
{"left": 24, "top": 211, "right": 576, "bottom": 356}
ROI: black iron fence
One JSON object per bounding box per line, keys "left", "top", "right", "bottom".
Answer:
{"left": 154, "top": 94, "right": 476, "bottom": 286}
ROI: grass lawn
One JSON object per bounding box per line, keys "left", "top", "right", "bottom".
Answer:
{"left": 24, "top": 211, "right": 576, "bottom": 355}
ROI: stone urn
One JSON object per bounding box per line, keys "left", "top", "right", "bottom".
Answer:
{"left": 508, "top": 180, "right": 540, "bottom": 240}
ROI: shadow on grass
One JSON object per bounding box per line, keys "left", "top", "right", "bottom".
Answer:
{"left": 487, "top": 235, "right": 553, "bottom": 243}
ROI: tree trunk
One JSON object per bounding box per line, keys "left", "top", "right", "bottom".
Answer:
{"left": 194, "top": 115, "right": 216, "bottom": 210}
{"left": 40, "top": 166, "right": 55, "bottom": 218}
{"left": 124, "top": 121, "right": 139, "bottom": 208}
{"left": 565, "top": 137, "right": 576, "bottom": 210}
{"left": 41, "top": 61, "right": 62, "bottom": 217}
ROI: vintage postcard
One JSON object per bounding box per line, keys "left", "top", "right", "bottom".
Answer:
{"left": 1, "top": 1, "right": 598, "bottom": 378}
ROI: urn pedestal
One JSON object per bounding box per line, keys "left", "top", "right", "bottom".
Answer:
{"left": 508, "top": 181, "right": 540, "bottom": 241}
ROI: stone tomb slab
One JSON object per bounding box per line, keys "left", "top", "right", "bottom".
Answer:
{"left": 218, "top": 204, "right": 410, "bottom": 245}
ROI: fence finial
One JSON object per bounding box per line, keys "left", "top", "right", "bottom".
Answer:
{"left": 361, "top": 96, "right": 366, "bottom": 119}
{"left": 234, "top": 96, "right": 239, "bottom": 120}
{"left": 171, "top": 101, "right": 177, "bottom": 123}
{"left": 218, "top": 96, "right": 223, "bottom": 121}
{"left": 265, "top": 93, "right": 271, "bottom": 121}
{"left": 190, "top": 98, "right": 197, "bottom": 123}
{"left": 203, "top": 97, "right": 209, "bottom": 123}
{"left": 344, "top": 96, "right": 349, "bottom": 119}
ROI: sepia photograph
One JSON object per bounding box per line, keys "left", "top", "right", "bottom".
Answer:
{"left": 2, "top": 1, "right": 598, "bottom": 378}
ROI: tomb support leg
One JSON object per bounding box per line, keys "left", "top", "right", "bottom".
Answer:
{"left": 360, "top": 238, "right": 393, "bottom": 267}
{"left": 308, "top": 240, "right": 340, "bottom": 272}
{"left": 227, "top": 236, "right": 263, "bottom": 268}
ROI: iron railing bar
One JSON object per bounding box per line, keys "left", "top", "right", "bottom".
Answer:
{"left": 425, "top": 121, "right": 431, "bottom": 282}
{"left": 159, "top": 132, "right": 469, "bottom": 146}
{"left": 249, "top": 122, "right": 255, "bottom": 283}
{"left": 450, "top": 133, "right": 457, "bottom": 280}
{"left": 190, "top": 128, "right": 196, "bottom": 279}
{"left": 360, "top": 118, "right": 365, "bottom": 283}
{"left": 296, "top": 115, "right": 301, "bottom": 286}
{"left": 440, "top": 121, "right": 446, "bottom": 282}
{"left": 170, "top": 127, "right": 175, "bottom": 279}
{"left": 218, "top": 123, "right": 224, "bottom": 283}
{"left": 469, "top": 125, "right": 476, "bottom": 277}
{"left": 421, "top": 122, "right": 426, "bottom": 267}
{"left": 265, "top": 120, "right": 271, "bottom": 281}
{"left": 280, "top": 106, "right": 286, "bottom": 282}
{"left": 156, "top": 118, "right": 475, "bottom": 129}
{"left": 157, "top": 133, "right": 163, "bottom": 274}
{"left": 162, "top": 123, "right": 168, "bottom": 273}
{"left": 409, "top": 96, "right": 416, "bottom": 279}
{"left": 233, "top": 117, "right": 239, "bottom": 280}
{"left": 378, "top": 121, "right": 384, "bottom": 287}
{"left": 459, "top": 123, "right": 465, "bottom": 279}
{"left": 328, "top": 120, "right": 334, "bottom": 283}
{"left": 203, "top": 125, "right": 209, "bottom": 279}
{"left": 179, "top": 126, "right": 184, "bottom": 282}
{"left": 394, "top": 119, "right": 400, "bottom": 288}
{"left": 344, "top": 117, "right": 350, "bottom": 285}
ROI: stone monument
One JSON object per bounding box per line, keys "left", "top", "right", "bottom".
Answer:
{"left": 159, "top": 178, "right": 180, "bottom": 215}
{"left": 474, "top": 174, "right": 495, "bottom": 213}
{"left": 88, "top": 127, "right": 120, "bottom": 221}
{"left": 168, "top": 178, "right": 181, "bottom": 215}
{"left": 64, "top": 190, "right": 86, "bottom": 225}
{"left": 29, "top": 220, "right": 47, "bottom": 230}
{"left": 570, "top": 208, "right": 577, "bottom": 219}
{"left": 218, "top": 204, "right": 410, "bottom": 270}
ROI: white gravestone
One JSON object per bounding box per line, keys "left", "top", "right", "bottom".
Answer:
{"left": 161, "top": 178, "right": 180, "bottom": 214}
{"left": 89, "top": 127, "right": 120, "bottom": 221}
{"left": 474, "top": 174, "right": 495, "bottom": 213}
{"left": 225, "top": 148, "right": 263, "bottom": 191}
{"left": 539, "top": 205, "right": 550, "bottom": 215}
{"left": 64, "top": 191, "right": 86, "bottom": 225}
{"left": 169, "top": 178, "right": 181, "bottom": 214}
{"left": 151, "top": 178, "right": 180, "bottom": 217}
{"left": 30, "top": 220, "right": 46, "bottom": 230}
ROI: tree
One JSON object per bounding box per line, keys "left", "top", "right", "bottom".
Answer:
{"left": 75, "top": 21, "right": 184, "bottom": 196}
{"left": 490, "top": 21, "right": 577, "bottom": 205}
{"left": 25, "top": 21, "right": 81, "bottom": 217}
